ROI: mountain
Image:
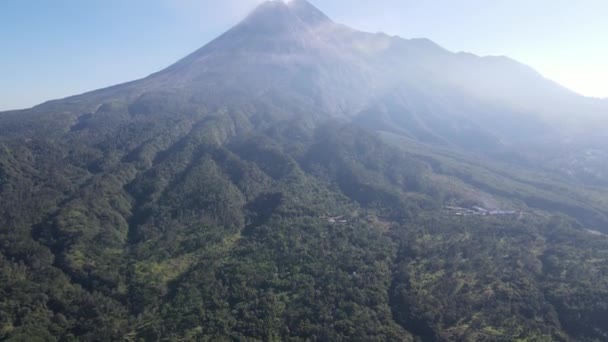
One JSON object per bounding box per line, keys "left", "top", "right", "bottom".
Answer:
{"left": 1, "top": 1, "right": 607, "bottom": 341}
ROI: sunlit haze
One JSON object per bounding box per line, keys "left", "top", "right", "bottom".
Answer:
{"left": 1, "top": 0, "right": 606, "bottom": 110}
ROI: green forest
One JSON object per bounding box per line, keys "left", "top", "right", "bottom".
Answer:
{"left": 1, "top": 101, "right": 607, "bottom": 341}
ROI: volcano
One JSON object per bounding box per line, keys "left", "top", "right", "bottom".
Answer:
{"left": 1, "top": 1, "right": 608, "bottom": 341}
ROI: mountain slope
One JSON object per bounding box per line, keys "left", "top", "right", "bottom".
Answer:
{"left": 1, "top": 1, "right": 608, "bottom": 341}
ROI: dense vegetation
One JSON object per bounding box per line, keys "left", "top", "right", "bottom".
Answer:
{"left": 2, "top": 0, "right": 608, "bottom": 340}
{"left": 1, "top": 104, "right": 608, "bottom": 341}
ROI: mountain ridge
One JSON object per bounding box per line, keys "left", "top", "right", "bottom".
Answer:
{"left": 3, "top": 0, "right": 605, "bottom": 117}
{"left": 5, "top": 1, "right": 600, "bottom": 121}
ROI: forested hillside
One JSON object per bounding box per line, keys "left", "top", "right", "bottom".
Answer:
{"left": 1, "top": 1, "right": 608, "bottom": 341}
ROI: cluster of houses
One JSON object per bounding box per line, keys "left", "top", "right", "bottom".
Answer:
{"left": 585, "top": 229, "right": 607, "bottom": 237}
{"left": 445, "top": 205, "right": 519, "bottom": 217}
{"left": 326, "top": 215, "right": 348, "bottom": 224}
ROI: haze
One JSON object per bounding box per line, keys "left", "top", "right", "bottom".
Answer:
{"left": 0, "top": 0, "right": 607, "bottom": 111}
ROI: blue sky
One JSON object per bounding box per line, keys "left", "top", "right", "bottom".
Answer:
{"left": 1, "top": 0, "right": 607, "bottom": 110}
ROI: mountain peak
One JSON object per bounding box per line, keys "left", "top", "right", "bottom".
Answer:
{"left": 158, "top": 0, "right": 336, "bottom": 76}
{"left": 287, "top": 0, "right": 332, "bottom": 25}
{"left": 242, "top": 0, "right": 332, "bottom": 31}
